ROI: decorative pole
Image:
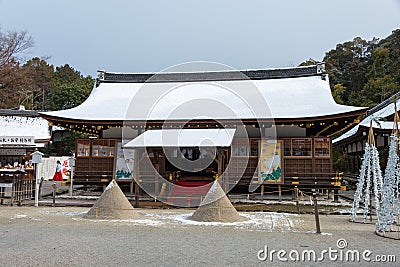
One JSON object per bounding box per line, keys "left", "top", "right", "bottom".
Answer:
{"left": 351, "top": 120, "right": 383, "bottom": 222}
{"left": 377, "top": 102, "right": 400, "bottom": 234}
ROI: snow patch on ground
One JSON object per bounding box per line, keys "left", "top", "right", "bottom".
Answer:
{"left": 144, "top": 212, "right": 303, "bottom": 232}
{"left": 306, "top": 231, "right": 333, "bottom": 236}
{"left": 40, "top": 210, "right": 87, "bottom": 216}
{"left": 50, "top": 209, "right": 303, "bottom": 232}
{"left": 79, "top": 218, "right": 164, "bottom": 226}
{"left": 10, "top": 214, "right": 27, "bottom": 220}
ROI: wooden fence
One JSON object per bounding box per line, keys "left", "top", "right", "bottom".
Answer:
{"left": 0, "top": 170, "right": 35, "bottom": 205}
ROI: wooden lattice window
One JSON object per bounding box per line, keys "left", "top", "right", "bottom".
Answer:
{"left": 283, "top": 138, "right": 312, "bottom": 157}
{"left": 77, "top": 140, "right": 90, "bottom": 157}
{"left": 314, "top": 138, "right": 330, "bottom": 158}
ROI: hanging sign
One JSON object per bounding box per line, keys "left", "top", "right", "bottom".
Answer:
{"left": 115, "top": 142, "right": 134, "bottom": 179}
{"left": 0, "top": 136, "right": 34, "bottom": 146}
{"left": 259, "top": 139, "right": 284, "bottom": 184}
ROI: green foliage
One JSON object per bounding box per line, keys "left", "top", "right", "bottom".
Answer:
{"left": 323, "top": 37, "right": 375, "bottom": 106}
{"left": 22, "top": 57, "right": 54, "bottom": 110}
{"left": 39, "top": 144, "right": 56, "bottom": 157}
{"left": 367, "top": 47, "right": 390, "bottom": 79}
{"left": 360, "top": 75, "right": 400, "bottom": 106}
{"left": 40, "top": 132, "right": 87, "bottom": 157}
{"left": 60, "top": 132, "right": 87, "bottom": 155}
{"left": 47, "top": 64, "right": 93, "bottom": 110}
{"left": 323, "top": 29, "right": 400, "bottom": 107}
{"left": 0, "top": 58, "right": 94, "bottom": 110}
{"left": 332, "top": 146, "right": 349, "bottom": 172}
{"left": 332, "top": 83, "right": 346, "bottom": 104}
{"left": 299, "top": 58, "right": 319, "bottom": 66}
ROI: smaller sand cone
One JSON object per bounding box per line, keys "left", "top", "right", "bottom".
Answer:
{"left": 189, "top": 180, "right": 245, "bottom": 222}
{"left": 84, "top": 180, "right": 140, "bottom": 220}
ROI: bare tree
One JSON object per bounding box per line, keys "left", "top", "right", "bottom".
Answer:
{"left": 0, "top": 28, "right": 34, "bottom": 68}
{"left": 0, "top": 28, "right": 34, "bottom": 107}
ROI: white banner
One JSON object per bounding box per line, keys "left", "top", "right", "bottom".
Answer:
{"left": 38, "top": 157, "right": 71, "bottom": 180}
{"left": 115, "top": 142, "right": 134, "bottom": 179}
{"left": 0, "top": 136, "right": 34, "bottom": 146}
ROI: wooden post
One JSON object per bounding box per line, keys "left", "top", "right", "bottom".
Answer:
{"left": 134, "top": 182, "right": 140, "bottom": 208}
{"left": 154, "top": 167, "right": 159, "bottom": 198}
{"left": 154, "top": 151, "right": 160, "bottom": 198}
{"left": 223, "top": 149, "right": 229, "bottom": 193}
{"left": 333, "top": 189, "right": 339, "bottom": 203}
{"left": 398, "top": 215, "right": 400, "bottom": 240}
{"left": 261, "top": 184, "right": 264, "bottom": 200}
{"left": 394, "top": 101, "right": 399, "bottom": 137}
{"left": 278, "top": 184, "right": 282, "bottom": 202}
{"left": 295, "top": 186, "right": 300, "bottom": 214}
{"left": 216, "top": 149, "right": 224, "bottom": 191}
{"left": 10, "top": 174, "right": 15, "bottom": 206}
{"left": 0, "top": 186, "right": 4, "bottom": 205}
{"left": 134, "top": 148, "right": 140, "bottom": 208}
{"left": 130, "top": 179, "right": 134, "bottom": 194}
{"left": 52, "top": 183, "right": 57, "bottom": 207}
{"left": 313, "top": 192, "right": 321, "bottom": 234}
{"left": 38, "top": 177, "right": 44, "bottom": 200}
{"left": 217, "top": 149, "right": 223, "bottom": 177}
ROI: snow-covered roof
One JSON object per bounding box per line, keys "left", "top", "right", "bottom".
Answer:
{"left": 333, "top": 98, "right": 400, "bottom": 144}
{"left": 0, "top": 115, "right": 50, "bottom": 141}
{"left": 41, "top": 74, "right": 365, "bottom": 122}
{"left": 124, "top": 128, "right": 236, "bottom": 148}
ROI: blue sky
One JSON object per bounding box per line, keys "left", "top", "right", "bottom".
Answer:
{"left": 1, "top": 0, "right": 399, "bottom": 76}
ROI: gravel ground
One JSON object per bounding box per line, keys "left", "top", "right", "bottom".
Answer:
{"left": 0, "top": 206, "right": 399, "bottom": 266}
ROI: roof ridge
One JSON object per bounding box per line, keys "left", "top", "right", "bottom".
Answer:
{"left": 96, "top": 64, "right": 326, "bottom": 85}
{"left": 0, "top": 109, "right": 40, "bottom": 117}
{"left": 366, "top": 91, "right": 400, "bottom": 116}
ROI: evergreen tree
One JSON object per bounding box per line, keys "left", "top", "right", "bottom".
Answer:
{"left": 22, "top": 57, "right": 54, "bottom": 110}
{"left": 48, "top": 64, "right": 93, "bottom": 110}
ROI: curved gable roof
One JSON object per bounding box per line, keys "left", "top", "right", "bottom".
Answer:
{"left": 41, "top": 67, "right": 366, "bottom": 123}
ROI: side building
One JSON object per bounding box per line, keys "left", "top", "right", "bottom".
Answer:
{"left": 0, "top": 107, "right": 50, "bottom": 168}
{"left": 333, "top": 92, "right": 400, "bottom": 175}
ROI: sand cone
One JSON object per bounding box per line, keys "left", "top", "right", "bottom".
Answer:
{"left": 189, "top": 180, "right": 245, "bottom": 222}
{"left": 84, "top": 180, "right": 140, "bottom": 220}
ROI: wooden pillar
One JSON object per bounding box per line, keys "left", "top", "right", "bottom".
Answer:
{"left": 130, "top": 179, "right": 134, "bottom": 194}
{"left": 333, "top": 189, "right": 339, "bottom": 203}
{"left": 224, "top": 159, "right": 229, "bottom": 192}
{"left": 134, "top": 182, "right": 140, "bottom": 208}
{"left": 278, "top": 184, "right": 282, "bottom": 202}
{"left": 217, "top": 149, "right": 224, "bottom": 190}
{"left": 154, "top": 151, "right": 160, "bottom": 198}
{"left": 217, "top": 149, "right": 223, "bottom": 177}
{"left": 222, "top": 149, "right": 229, "bottom": 192}
{"left": 261, "top": 184, "right": 264, "bottom": 200}
{"left": 311, "top": 137, "right": 316, "bottom": 174}
{"left": 134, "top": 148, "right": 140, "bottom": 208}
{"left": 11, "top": 174, "right": 15, "bottom": 206}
